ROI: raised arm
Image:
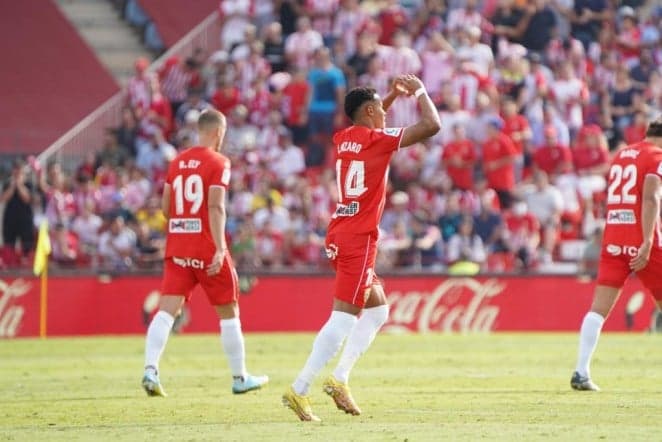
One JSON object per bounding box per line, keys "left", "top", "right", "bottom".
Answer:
{"left": 630, "top": 174, "right": 661, "bottom": 271}
{"left": 399, "top": 75, "right": 441, "bottom": 148}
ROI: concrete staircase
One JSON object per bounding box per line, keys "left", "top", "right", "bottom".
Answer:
{"left": 55, "top": 0, "right": 153, "bottom": 86}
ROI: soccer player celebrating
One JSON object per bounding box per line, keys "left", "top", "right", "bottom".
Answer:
{"left": 142, "top": 110, "right": 268, "bottom": 396}
{"left": 282, "top": 75, "right": 441, "bottom": 421}
{"left": 572, "top": 118, "right": 662, "bottom": 391}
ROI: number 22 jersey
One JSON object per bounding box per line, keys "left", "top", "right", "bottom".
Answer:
{"left": 164, "top": 146, "right": 231, "bottom": 260}
{"left": 327, "top": 126, "right": 404, "bottom": 237}
{"left": 602, "top": 140, "right": 662, "bottom": 249}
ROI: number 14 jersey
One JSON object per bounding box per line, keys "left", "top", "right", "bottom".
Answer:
{"left": 603, "top": 140, "right": 662, "bottom": 248}
{"left": 164, "top": 146, "right": 231, "bottom": 260}
{"left": 328, "top": 126, "right": 404, "bottom": 236}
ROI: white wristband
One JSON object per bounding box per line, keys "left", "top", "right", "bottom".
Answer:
{"left": 414, "top": 87, "right": 426, "bottom": 98}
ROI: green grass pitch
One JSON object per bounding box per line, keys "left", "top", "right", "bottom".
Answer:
{"left": 1, "top": 333, "right": 662, "bottom": 441}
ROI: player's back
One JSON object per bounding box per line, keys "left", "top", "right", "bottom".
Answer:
{"left": 603, "top": 140, "right": 662, "bottom": 249}
{"left": 327, "top": 125, "right": 403, "bottom": 236}
{"left": 164, "top": 146, "right": 230, "bottom": 260}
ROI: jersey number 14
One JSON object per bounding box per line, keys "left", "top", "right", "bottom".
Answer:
{"left": 336, "top": 159, "right": 367, "bottom": 202}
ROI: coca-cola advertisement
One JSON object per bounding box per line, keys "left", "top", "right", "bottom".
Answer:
{"left": 0, "top": 274, "right": 656, "bottom": 338}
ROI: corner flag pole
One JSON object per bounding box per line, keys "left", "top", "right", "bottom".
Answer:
{"left": 34, "top": 219, "right": 51, "bottom": 339}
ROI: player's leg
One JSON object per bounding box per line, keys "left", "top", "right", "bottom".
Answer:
{"left": 143, "top": 294, "right": 185, "bottom": 396}
{"left": 572, "top": 254, "right": 629, "bottom": 391}
{"left": 205, "top": 257, "right": 268, "bottom": 394}
{"left": 143, "top": 258, "right": 195, "bottom": 396}
{"left": 284, "top": 235, "right": 370, "bottom": 421}
{"left": 325, "top": 282, "right": 389, "bottom": 414}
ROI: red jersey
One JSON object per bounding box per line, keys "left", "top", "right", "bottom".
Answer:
{"left": 327, "top": 126, "right": 404, "bottom": 236}
{"left": 602, "top": 141, "right": 662, "bottom": 249}
{"left": 533, "top": 144, "right": 573, "bottom": 175}
{"left": 573, "top": 146, "right": 609, "bottom": 173}
{"left": 164, "top": 147, "right": 231, "bottom": 260}
{"left": 442, "top": 139, "right": 476, "bottom": 190}
{"left": 482, "top": 132, "right": 517, "bottom": 191}
{"left": 502, "top": 114, "right": 529, "bottom": 154}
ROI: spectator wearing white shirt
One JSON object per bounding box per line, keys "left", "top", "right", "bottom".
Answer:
{"left": 71, "top": 202, "right": 103, "bottom": 253}
{"left": 456, "top": 26, "right": 494, "bottom": 77}
{"left": 271, "top": 130, "right": 306, "bottom": 180}
{"left": 523, "top": 171, "right": 564, "bottom": 263}
{"left": 98, "top": 216, "right": 136, "bottom": 269}
{"left": 446, "top": 216, "right": 487, "bottom": 266}
{"left": 285, "top": 16, "right": 324, "bottom": 70}
{"left": 253, "top": 197, "right": 291, "bottom": 233}
{"left": 219, "top": 0, "right": 252, "bottom": 52}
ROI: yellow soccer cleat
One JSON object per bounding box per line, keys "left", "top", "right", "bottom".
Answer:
{"left": 142, "top": 371, "right": 167, "bottom": 397}
{"left": 282, "top": 387, "right": 321, "bottom": 422}
{"left": 322, "top": 376, "right": 361, "bottom": 416}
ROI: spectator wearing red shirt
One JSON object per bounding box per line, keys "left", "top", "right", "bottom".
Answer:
{"left": 503, "top": 199, "right": 540, "bottom": 270}
{"left": 622, "top": 111, "right": 647, "bottom": 145}
{"left": 442, "top": 124, "right": 476, "bottom": 191}
{"left": 482, "top": 118, "right": 518, "bottom": 208}
{"left": 533, "top": 125, "right": 573, "bottom": 178}
{"left": 211, "top": 77, "right": 241, "bottom": 116}
{"left": 282, "top": 68, "right": 310, "bottom": 146}
{"left": 377, "top": 0, "right": 408, "bottom": 45}
{"left": 501, "top": 98, "right": 532, "bottom": 155}
{"left": 614, "top": 8, "right": 641, "bottom": 68}
{"left": 148, "top": 77, "right": 173, "bottom": 139}
{"left": 572, "top": 125, "right": 610, "bottom": 200}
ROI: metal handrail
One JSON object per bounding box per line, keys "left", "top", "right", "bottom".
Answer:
{"left": 37, "top": 9, "right": 220, "bottom": 169}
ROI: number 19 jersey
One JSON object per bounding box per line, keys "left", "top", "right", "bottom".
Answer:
{"left": 164, "top": 146, "right": 231, "bottom": 260}
{"left": 602, "top": 140, "right": 662, "bottom": 248}
{"left": 327, "top": 126, "right": 404, "bottom": 236}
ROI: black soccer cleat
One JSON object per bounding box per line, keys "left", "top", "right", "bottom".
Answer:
{"left": 570, "top": 371, "right": 600, "bottom": 391}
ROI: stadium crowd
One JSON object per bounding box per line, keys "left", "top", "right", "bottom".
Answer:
{"left": 1, "top": 0, "right": 661, "bottom": 273}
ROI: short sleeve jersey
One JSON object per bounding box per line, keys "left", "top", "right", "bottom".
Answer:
{"left": 327, "top": 126, "right": 404, "bottom": 236}
{"left": 164, "top": 146, "right": 231, "bottom": 259}
{"left": 603, "top": 141, "right": 662, "bottom": 248}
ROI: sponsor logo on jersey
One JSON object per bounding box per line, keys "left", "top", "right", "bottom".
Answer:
{"left": 606, "top": 209, "right": 636, "bottom": 224}
{"left": 382, "top": 128, "right": 402, "bottom": 137}
{"left": 334, "top": 201, "right": 360, "bottom": 217}
{"left": 325, "top": 243, "right": 338, "bottom": 260}
{"left": 619, "top": 149, "right": 640, "bottom": 159}
{"left": 172, "top": 256, "right": 205, "bottom": 269}
{"left": 338, "top": 141, "right": 363, "bottom": 154}
{"left": 605, "top": 244, "right": 639, "bottom": 257}
{"left": 169, "top": 218, "right": 202, "bottom": 233}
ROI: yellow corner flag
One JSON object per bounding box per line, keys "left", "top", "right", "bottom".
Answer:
{"left": 34, "top": 220, "right": 51, "bottom": 339}
{"left": 33, "top": 220, "right": 51, "bottom": 276}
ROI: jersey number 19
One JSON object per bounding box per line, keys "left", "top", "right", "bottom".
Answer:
{"left": 172, "top": 174, "right": 203, "bottom": 215}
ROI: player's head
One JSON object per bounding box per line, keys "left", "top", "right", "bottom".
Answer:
{"left": 645, "top": 117, "right": 662, "bottom": 145}
{"left": 344, "top": 87, "right": 385, "bottom": 128}
{"left": 198, "top": 109, "right": 227, "bottom": 152}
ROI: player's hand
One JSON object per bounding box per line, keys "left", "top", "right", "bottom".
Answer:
{"left": 207, "top": 249, "right": 226, "bottom": 276}
{"left": 400, "top": 74, "right": 425, "bottom": 96}
{"left": 630, "top": 242, "right": 652, "bottom": 272}
{"left": 391, "top": 77, "right": 410, "bottom": 96}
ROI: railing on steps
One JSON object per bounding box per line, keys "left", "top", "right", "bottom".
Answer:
{"left": 38, "top": 10, "right": 220, "bottom": 170}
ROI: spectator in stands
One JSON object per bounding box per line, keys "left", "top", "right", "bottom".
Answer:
{"left": 255, "top": 219, "right": 285, "bottom": 267}
{"left": 381, "top": 191, "right": 411, "bottom": 234}
{"left": 306, "top": 47, "right": 347, "bottom": 166}
{"left": 332, "top": 0, "right": 368, "bottom": 58}
{"left": 136, "top": 196, "right": 167, "bottom": 236}
{"left": 98, "top": 129, "right": 128, "bottom": 168}
{"left": 270, "top": 129, "right": 306, "bottom": 181}
{"left": 116, "top": 108, "right": 138, "bottom": 158}
{"left": 0, "top": 159, "right": 35, "bottom": 266}
{"left": 285, "top": 16, "right": 324, "bottom": 70}
{"left": 572, "top": 125, "right": 609, "bottom": 200}
{"left": 263, "top": 22, "right": 286, "bottom": 72}
{"left": 457, "top": 26, "right": 494, "bottom": 78}
{"left": 50, "top": 222, "right": 78, "bottom": 266}
{"left": 376, "top": 0, "right": 409, "bottom": 45}
{"left": 71, "top": 201, "right": 102, "bottom": 258}
{"left": 232, "top": 220, "right": 258, "bottom": 268}
{"left": 224, "top": 104, "right": 259, "bottom": 155}
{"left": 98, "top": 215, "right": 136, "bottom": 270}
{"left": 442, "top": 124, "right": 476, "bottom": 191}
{"left": 174, "top": 88, "right": 212, "bottom": 127}
{"left": 135, "top": 128, "right": 176, "bottom": 176}
{"left": 445, "top": 0, "right": 483, "bottom": 41}
{"left": 44, "top": 167, "right": 75, "bottom": 228}
{"left": 438, "top": 191, "right": 463, "bottom": 241}
{"left": 346, "top": 32, "right": 377, "bottom": 80}
{"left": 523, "top": 171, "right": 564, "bottom": 263}
{"left": 175, "top": 109, "right": 200, "bottom": 147}
{"left": 159, "top": 56, "right": 192, "bottom": 114}
{"left": 605, "top": 65, "right": 639, "bottom": 133}
{"left": 128, "top": 57, "right": 152, "bottom": 114}
{"left": 219, "top": 0, "right": 253, "bottom": 52}
{"left": 446, "top": 215, "right": 487, "bottom": 267}
{"left": 565, "top": 0, "right": 609, "bottom": 51}
{"left": 504, "top": 198, "right": 540, "bottom": 270}
{"left": 253, "top": 196, "right": 290, "bottom": 233}
{"left": 281, "top": 67, "right": 310, "bottom": 146}
{"left": 482, "top": 118, "right": 518, "bottom": 208}
{"left": 408, "top": 211, "right": 443, "bottom": 268}
{"left": 520, "top": 0, "right": 557, "bottom": 53}
{"left": 473, "top": 190, "right": 508, "bottom": 254}
{"left": 420, "top": 31, "right": 455, "bottom": 100}
{"left": 532, "top": 125, "right": 573, "bottom": 178}
{"left": 491, "top": 0, "right": 528, "bottom": 54}
{"left": 133, "top": 221, "right": 164, "bottom": 268}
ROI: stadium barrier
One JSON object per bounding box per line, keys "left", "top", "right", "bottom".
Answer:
{"left": 0, "top": 275, "right": 655, "bottom": 338}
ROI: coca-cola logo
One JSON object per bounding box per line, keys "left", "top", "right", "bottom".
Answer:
{"left": 384, "top": 278, "right": 504, "bottom": 333}
{"left": 0, "top": 279, "right": 31, "bottom": 338}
